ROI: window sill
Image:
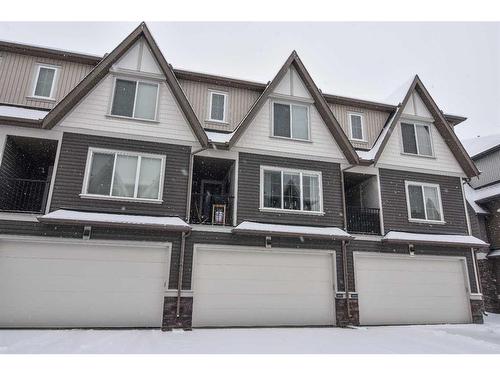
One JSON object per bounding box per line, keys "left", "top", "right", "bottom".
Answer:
{"left": 400, "top": 152, "right": 436, "bottom": 159}
{"left": 26, "top": 95, "right": 56, "bottom": 103}
{"left": 350, "top": 138, "right": 368, "bottom": 143}
{"left": 408, "top": 218, "right": 446, "bottom": 225}
{"left": 205, "top": 119, "right": 230, "bottom": 125}
{"left": 259, "top": 207, "right": 325, "bottom": 216}
{"left": 269, "top": 135, "right": 312, "bottom": 143}
{"left": 79, "top": 194, "right": 164, "bottom": 204}
{"left": 106, "top": 114, "right": 160, "bottom": 124}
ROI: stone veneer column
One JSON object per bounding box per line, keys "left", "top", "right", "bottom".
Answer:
{"left": 162, "top": 297, "right": 193, "bottom": 330}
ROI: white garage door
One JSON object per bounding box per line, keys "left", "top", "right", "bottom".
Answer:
{"left": 192, "top": 246, "right": 335, "bottom": 327}
{"left": 0, "top": 238, "right": 170, "bottom": 328}
{"left": 355, "top": 253, "right": 471, "bottom": 325}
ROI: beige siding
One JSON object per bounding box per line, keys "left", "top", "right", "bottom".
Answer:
{"left": 0, "top": 51, "right": 93, "bottom": 109}
{"left": 329, "top": 103, "right": 390, "bottom": 149}
{"left": 178, "top": 79, "right": 261, "bottom": 132}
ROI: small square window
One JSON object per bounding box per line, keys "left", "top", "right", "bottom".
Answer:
{"left": 111, "top": 78, "right": 159, "bottom": 121}
{"left": 32, "top": 65, "right": 58, "bottom": 99}
{"left": 272, "top": 102, "right": 309, "bottom": 141}
{"left": 349, "top": 113, "right": 364, "bottom": 141}
{"left": 405, "top": 182, "right": 443, "bottom": 222}
{"left": 401, "top": 122, "right": 433, "bottom": 156}
{"left": 209, "top": 91, "right": 227, "bottom": 122}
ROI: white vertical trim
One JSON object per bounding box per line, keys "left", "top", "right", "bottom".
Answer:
{"left": 461, "top": 178, "right": 472, "bottom": 236}
{"left": 471, "top": 248, "right": 481, "bottom": 294}
{"left": 233, "top": 154, "right": 239, "bottom": 226}
{"left": 132, "top": 155, "right": 141, "bottom": 198}
{"left": 376, "top": 173, "right": 385, "bottom": 234}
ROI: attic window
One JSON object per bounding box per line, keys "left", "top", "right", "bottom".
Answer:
{"left": 401, "top": 122, "right": 433, "bottom": 157}
{"left": 111, "top": 78, "right": 159, "bottom": 121}
{"left": 272, "top": 102, "right": 310, "bottom": 141}
{"left": 208, "top": 91, "right": 227, "bottom": 122}
{"left": 32, "top": 64, "right": 58, "bottom": 99}
{"left": 349, "top": 113, "right": 365, "bottom": 141}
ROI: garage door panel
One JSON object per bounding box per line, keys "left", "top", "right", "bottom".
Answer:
{"left": 193, "top": 247, "right": 335, "bottom": 327}
{"left": 0, "top": 240, "right": 169, "bottom": 328}
{"left": 355, "top": 254, "right": 471, "bottom": 325}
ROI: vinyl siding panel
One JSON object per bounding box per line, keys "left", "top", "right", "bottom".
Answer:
{"left": 58, "top": 74, "right": 198, "bottom": 144}
{"left": 329, "top": 104, "right": 390, "bottom": 149}
{"left": 379, "top": 168, "right": 469, "bottom": 235}
{"left": 470, "top": 150, "right": 500, "bottom": 188}
{"left": 178, "top": 79, "right": 261, "bottom": 132}
{"left": 0, "top": 51, "right": 93, "bottom": 109}
{"left": 237, "top": 152, "right": 344, "bottom": 227}
{"left": 377, "top": 120, "right": 465, "bottom": 176}
{"left": 50, "top": 132, "right": 191, "bottom": 217}
{"left": 234, "top": 98, "right": 346, "bottom": 162}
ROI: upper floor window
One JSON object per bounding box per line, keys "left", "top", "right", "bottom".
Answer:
{"left": 405, "top": 181, "right": 443, "bottom": 223}
{"left": 111, "top": 78, "right": 159, "bottom": 121}
{"left": 260, "top": 166, "right": 322, "bottom": 213}
{"left": 83, "top": 148, "right": 165, "bottom": 202}
{"left": 401, "top": 122, "right": 433, "bottom": 156}
{"left": 272, "top": 102, "right": 310, "bottom": 141}
{"left": 349, "top": 113, "right": 365, "bottom": 141}
{"left": 208, "top": 90, "right": 227, "bottom": 122}
{"left": 32, "top": 64, "right": 58, "bottom": 99}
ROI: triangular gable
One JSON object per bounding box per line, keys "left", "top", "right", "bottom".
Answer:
{"left": 228, "top": 51, "right": 359, "bottom": 164}
{"left": 42, "top": 22, "right": 208, "bottom": 147}
{"left": 371, "top": 75, "right": 479, "bottom": 177}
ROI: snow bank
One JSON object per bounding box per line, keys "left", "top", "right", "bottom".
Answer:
{"left": 382, "top": 231, "right": 489, "bottom": 247}
{"left": 0, "top": 104, "right": 49, "bottom": 120}
{"left": 233, "top": 221, "right": 352, "bottom": 239}
{"left": 38, "top": 209, "right": 191, "bottom": 230}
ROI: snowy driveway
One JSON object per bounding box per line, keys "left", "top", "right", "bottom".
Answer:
{"left": 1, "top": 314, "right": 499, "bottom": 354}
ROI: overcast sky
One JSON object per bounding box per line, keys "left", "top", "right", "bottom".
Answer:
{"left": 0, "top": 22, "right": 498, "bottom": 140}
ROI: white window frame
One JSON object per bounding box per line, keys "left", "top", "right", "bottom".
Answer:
{"left": 271, "top": 100, "right": 311, "bottom": 141}
{"left": 404, "top": 181, "right": 445, "bottom": 223}
{"left": 259, "top": 165, "right": 323, "bottom": 215}
{"left": 109, "top": 76, "right": 160, "bottom": 122}
{"left": 207, "top": 90, "right": 228, "bottom": 123}
{"left": 31, "top": 64, "right": 59, "bottom": 100}
{"left": 348, "top": 112, "right": 366, "bottom": 141}
{"left": 81, "top": 147, "right": 166, "bottom": 203}
{"left": 400, "top": 121, "right": 435, "bottom": 157}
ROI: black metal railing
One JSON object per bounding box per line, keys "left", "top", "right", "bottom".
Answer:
{"left": 190, "top": 193, "right": 234, "bottom": 225}
{"left": 346, "top": 206, "right": 381, "bottom": 234}
{"left": 0, "top": 178, "right": 51, "bottom": 213}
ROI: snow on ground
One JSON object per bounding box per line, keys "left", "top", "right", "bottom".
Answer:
{"left": 1, "top": 314, "right": 499, "bottom": 354}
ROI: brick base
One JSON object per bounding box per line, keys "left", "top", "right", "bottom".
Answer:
{"left": 335, "top": 296, "right": 359, "bottom": 327}
{"left": 470, "top": 299, "right": 484, "bottom": 324}
{"left": 162, "top": 296, "right": 193, "bottom": 330}
{"left": 478, "top": 258, "right": 500, "bottom": 313}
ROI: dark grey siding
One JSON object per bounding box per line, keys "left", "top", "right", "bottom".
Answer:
{"left": 184, "top": 231, "right": 342, "bottom": 291}
{"left": 50, "top": 132, "right": 191, "bottom": 217}
{"left": 237, "top": 152, "right": 344, "bottom": 227}
{"left": 485, "top": 198, "right": 500, "bottom": 250}
{"left": 348, "top": 239, "right": 478, "bottom": 293}
{"left": 467, "top": 203, "right": 489, "bottom": 243}
{"left": 379, "top": 168, "right": 468, "bottom": 235}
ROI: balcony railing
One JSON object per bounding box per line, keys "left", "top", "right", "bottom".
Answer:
{"left": 346, "top": 206, "right": 381, "bottom": 235}
{"left": 190, "top": 193, "right": 234, "bottom": 225}
{"left": 0, "top": 178, "right": 50, "bottom": 214}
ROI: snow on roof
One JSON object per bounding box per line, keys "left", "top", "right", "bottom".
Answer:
{"left": 463, "top": 184, "right": 489, "bottom": 214}
{"left": 206, "top": 130, "right": 234, "bottom": 144}
{"left": 471, "top": 182, "right": 500, "bottom": 203}
{"left": 0, "top": 104, "right": 49, "bottom": 120}
{"left": 461, "top": 134, "right": 500, "bottom": 158}
{"left": 356, "top": 107, "right": 399, "bottom": 160}
{"left": 38, "top": 209, "right": 191, "bottom": 231}
{"left": 488, "top": 249, "right": 500, "bottom": 258}
{"left": 233, "top": 221, "right": 352, "bottom": 240}
{"left": 382, "top": 231, "right": 489, "bottom": 248}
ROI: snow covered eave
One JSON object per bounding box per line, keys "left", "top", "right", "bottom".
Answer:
{"left": 382, "top": 231, "right": 489, "bottom": 248}
{"left": 232, "top": 221, "right": 353, "bottom": 240}
{"left": 487, "top": 249, "right": 500, "bottom": 258}
{"left": 38, "top": 209, "right": 192, "bottom": 231}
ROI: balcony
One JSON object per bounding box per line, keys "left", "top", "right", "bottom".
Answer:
{"left": 190, "top": 193, "right": 234, "bottom": 225}
{"left": 344, "top": 171, "right": 381, "bottom": 235}
{"left": 0, "top": 135, "right": 58, "bottom": 214}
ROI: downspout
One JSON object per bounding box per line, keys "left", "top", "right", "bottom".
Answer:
{"left": 176, "top": 230, "right": 191, "bottom": 318}
{"left": 342, "top": 239, "right": 350, "bottom": 323}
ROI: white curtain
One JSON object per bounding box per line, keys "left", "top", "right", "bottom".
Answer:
{"left": 424, "top": 186, "right": 441, "bottom": 220}
{"left": 416, "top": 125, "right": 432, "bottom": 156}
{"left": 138, "top": 157, "right": 162, "bottom": 199}
{"left": 292, "top": 105, "right": 309, "bottom": 140}
{"left": 112, "top": 155, "right": 138, "bottom": 197}
{"left": 135, "top": 82, "right": 158, "bottom": 120}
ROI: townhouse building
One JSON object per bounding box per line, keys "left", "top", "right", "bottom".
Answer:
{"left": 463, "top": 135, "right": 500, "bottom": 313}
{"left": 0, "top": 23, "right": 488, "bottom": 329}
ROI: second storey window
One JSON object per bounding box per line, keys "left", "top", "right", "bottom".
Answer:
{"left": 209, "top": 91, "right": 227, "bottom": 122}
{"left": 401, "top": 122, "right": 433, "bottom": 156}
{"left": 111, "top": 78, "right": 159, "bottom": 121}
{"left": 272, "top": 102, "right": 310, "bottom": 141}
{"left": 349, "top": 113, "right": 364, "bottom": 141}
{"left": 261, "top": 167, "right": 322, "bottom": 213}
{"left": 405, "top": 181, "right": 443, "bottom": 222}
{"left": 84, "top": 148, "right": 165, "bottom": 201}
{"left": 33, "top": 65, "right": 58, "bottom": 99}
